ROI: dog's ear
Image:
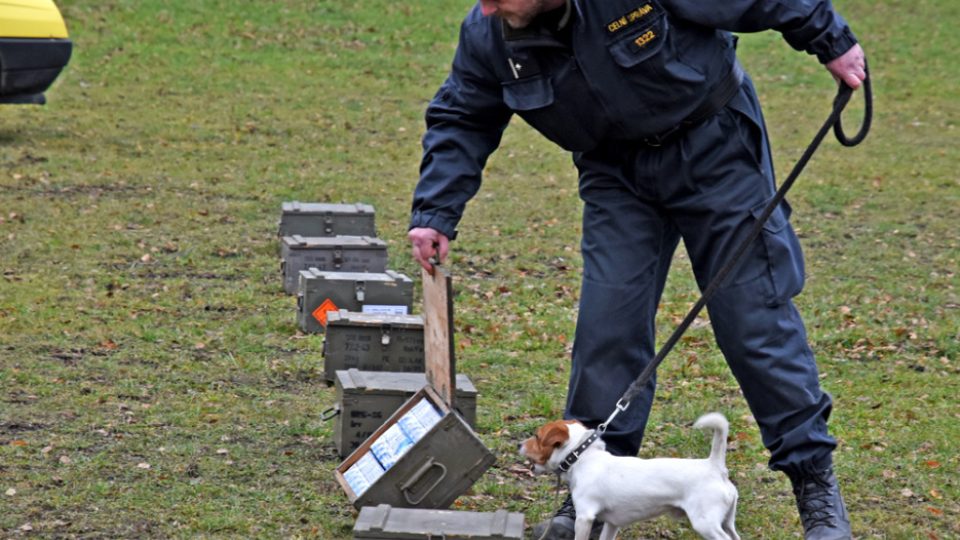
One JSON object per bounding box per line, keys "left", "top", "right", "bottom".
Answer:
{"left": 539, "top": 421, "right": 570, "bottom": 450}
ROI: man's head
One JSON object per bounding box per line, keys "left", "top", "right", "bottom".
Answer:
{"left": 478, "top": 0, "right": 566, "bottom": 29}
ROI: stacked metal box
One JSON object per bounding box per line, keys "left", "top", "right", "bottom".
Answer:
{"left": 276, "top": 201, "right": 505, "bottom": 531}
{"left": 278, "top": 202, "right": 377, "bottom": 238}
{"left": 280, "top": 235, "right": 389, "bottom": 294}
{"left": 298, "top": 273, "right": 414, "bottom": 334}
{"left": 321, "top": 310, "right": 424, "bottom": 379}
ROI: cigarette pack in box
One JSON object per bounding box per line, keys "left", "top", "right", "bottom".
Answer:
{"left": 408, "top": 399, "right": 442, "bottom": 428}
{"left": 343, "top": 452, "right": 387, "bottom": 497}
{"left": 370, "top": 424, "right": 414, "bottom": 470}
{"left": 397, "top": 415, "right": 429, "bottom": 442}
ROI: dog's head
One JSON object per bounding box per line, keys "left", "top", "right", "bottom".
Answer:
{"left": 519, "top": 419, "right": 589, "bottom": 473}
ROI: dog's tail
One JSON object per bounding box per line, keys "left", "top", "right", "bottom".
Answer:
{"left": 694, "top": 412, "right": 729, "bottom": 472}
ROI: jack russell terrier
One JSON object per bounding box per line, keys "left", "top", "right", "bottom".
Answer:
{"left": 520, "top": 412, "right": 740, "bottom": 540}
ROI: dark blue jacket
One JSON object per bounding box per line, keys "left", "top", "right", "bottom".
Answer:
{"left": 410, "top": 0, "right": 858, "bottom": 238}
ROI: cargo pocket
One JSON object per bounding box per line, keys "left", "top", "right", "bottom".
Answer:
{"left": 726, "top": 91, "right": 769, "bottom": 172}
{"left": 606, "top": 16, "right": 667, "bottom": 69}
{"left": 606, "top": 14, "right": 705, "bottom": 95}
{"left": 751, "top": 199, "right": 805, "bottom": 307}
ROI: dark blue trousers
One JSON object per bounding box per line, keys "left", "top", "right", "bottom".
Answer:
{"left": 564, "top": 77, "right": 836, "bottom": 475}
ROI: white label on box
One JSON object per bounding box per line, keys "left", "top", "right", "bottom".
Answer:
{"left": 370, "top": 424, "right": 414, "bottom": 470}
{"left": 361, "top": 304, "right": 409, "bottom": 315}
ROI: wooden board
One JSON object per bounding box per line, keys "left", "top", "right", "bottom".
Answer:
{"left": 421, "top": 264, "right": 456, "bottom": 410}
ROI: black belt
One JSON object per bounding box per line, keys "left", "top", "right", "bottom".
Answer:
{"left": 642, "top": 61, "right": 745, "bottom": 147}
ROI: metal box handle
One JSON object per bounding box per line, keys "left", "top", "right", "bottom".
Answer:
{"left": 355, "top": 281, "right": 366, "bottom": 302}
{"left": 399, "top": 458, "right": 447, "bottom": 506}
{"left": 320, "top": 404, "right": 341, "bottom": 422}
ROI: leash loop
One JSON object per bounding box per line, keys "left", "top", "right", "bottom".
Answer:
{"left": 601, "top": 65, "right": 873, "bottom": 429}
{"left": 833, "top": 61, "right": 873, "bottom": 147}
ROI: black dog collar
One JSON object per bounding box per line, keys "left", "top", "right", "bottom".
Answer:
{"left": 556, "top": 430, "right": 600, "bottom": 473}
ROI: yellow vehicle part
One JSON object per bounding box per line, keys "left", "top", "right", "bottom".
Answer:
{"left": 0, "top": 0, "right": 69, "bottom": 39}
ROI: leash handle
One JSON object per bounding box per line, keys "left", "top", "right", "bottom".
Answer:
{"left": 609, "top": 65, "right": 873, "bottom": 425}
{"left": 833, "top": 61, "right": 873, "bottom": 147}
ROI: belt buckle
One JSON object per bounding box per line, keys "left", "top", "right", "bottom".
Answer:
{"left": 643, "top": 134, "right": 664, "bottom": 147}
{"left": 643, "top": 124, "right": 681, "bottom": 147}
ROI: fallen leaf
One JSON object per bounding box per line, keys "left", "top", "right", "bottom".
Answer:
{"left": 900, "top": 488, "right": 914, "bottom": 498}
{"left": 10, "top": 440, "right": 27, "bottom": 447}
{"left": 924, "top": 460, "right": 941, "bottom": 469}
{"left": 59, "top": 455, "right": 72, "bottom": 465}
{"left": 926, "top": 506, "right": 943, "bottom": 516}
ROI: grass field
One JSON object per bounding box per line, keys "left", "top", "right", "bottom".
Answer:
{"left": 1, "top": 0, "right": 957, "bottom": 538}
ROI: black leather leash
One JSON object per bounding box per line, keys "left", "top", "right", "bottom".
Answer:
{"left": 597, "top": 69, "right": 873, "bottom": 434}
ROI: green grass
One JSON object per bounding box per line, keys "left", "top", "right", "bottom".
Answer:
{"left": 1, "top": 0, "right": 957, "bottom": 537}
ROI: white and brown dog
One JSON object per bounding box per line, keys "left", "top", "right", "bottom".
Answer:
{"left": 520, "top": 413, "right": 740, "bottom": 540}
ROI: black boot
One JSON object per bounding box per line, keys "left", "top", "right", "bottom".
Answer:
{"left": 529, "top": 494, "right": 603, "bottom": 540}
{"left": 789, "top": 467, "right": 852, "bottom": 540}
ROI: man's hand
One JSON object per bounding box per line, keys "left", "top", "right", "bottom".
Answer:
{"left": 408, "top": 227, "right": 450, "bottom": 272}
{"left": 826, "top": 43, "right": 867, "bottom": 90}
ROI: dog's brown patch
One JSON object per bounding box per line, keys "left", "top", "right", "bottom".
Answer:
{"left": 521, "top": 420, "right": 577, "bottom": 465}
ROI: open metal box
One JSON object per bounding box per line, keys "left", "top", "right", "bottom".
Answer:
{"left": 335, "top": 385, "right": 494, "bottom": 510}
{"left": 330, "top": 369, "right": 477, "bottom": 458}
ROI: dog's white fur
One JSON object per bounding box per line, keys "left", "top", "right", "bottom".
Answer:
{"left": 520, "top": 413, "right": 740, "bottom": 540}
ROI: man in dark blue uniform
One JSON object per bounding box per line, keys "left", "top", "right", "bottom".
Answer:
{"left": 407, "top": 0, "right": 867, "bottom": 538}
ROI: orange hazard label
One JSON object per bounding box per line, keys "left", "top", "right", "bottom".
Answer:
{"left": 312, "top": 298, "right": 339, "bottom": 326}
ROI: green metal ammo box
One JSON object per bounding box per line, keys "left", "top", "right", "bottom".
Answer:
{"left": 322, "top": 310, "right": 424, "bottom": 379}
{"left": 297, "top": 273, "right": 414, "bottom": 335}
{"left": 330, "top": 369, "right": 477, "bottom": 458}
{"left": 335, "top": 386, "right": 495, "bottom": 510}
{"left": 280, "top": 235, "right": 388, "bottom": 294}
{"left": 278, "top": 202, "right": 377, "bottom": 238}
{"left": 353, "top": 504, "right": 525, "bottom": 540}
